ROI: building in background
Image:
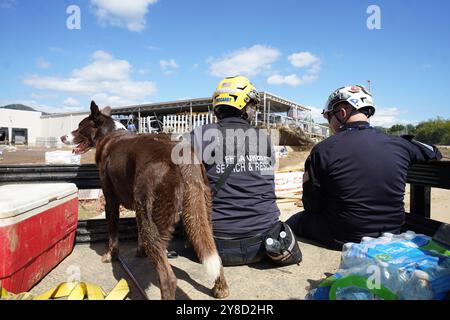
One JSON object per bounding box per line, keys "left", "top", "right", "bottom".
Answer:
{"left": 2, "top": 93, "right": 330, "bottom": 147}
{"left": 0, "top": 107, "right": 42, "bottom": 145}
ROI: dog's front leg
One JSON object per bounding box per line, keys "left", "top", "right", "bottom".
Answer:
{"left": 102, "top": 197, "right": 120, "bottom": 263}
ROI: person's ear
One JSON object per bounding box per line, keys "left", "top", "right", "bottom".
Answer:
{"left": 338, "top": 107, "right": 347, "bottom": 119}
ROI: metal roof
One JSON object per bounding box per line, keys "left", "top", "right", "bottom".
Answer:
{"left": 40, "top": 92, "right": 311, "bottom": 118}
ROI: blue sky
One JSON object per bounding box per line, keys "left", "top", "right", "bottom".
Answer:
{"left": 0, "top": 0, "right": 449, "bottom": 127}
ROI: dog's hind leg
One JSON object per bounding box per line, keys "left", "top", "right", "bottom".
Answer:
{"left": 180, "top": 165, "right": 229, "bottom": 299}
{"left": 136, "top": 208, "right": 177, "bottom": 300}
{"left": 135, "top": 231, "right": 146, "bottom": 257}
{"left": 101, "top": 196, "right": 120, "bottom": 263}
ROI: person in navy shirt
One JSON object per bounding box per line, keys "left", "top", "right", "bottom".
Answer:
{"left": 287, "top": 85, "right": 442, "bottom": 250}
{"left": 191, "top": 76, "right": 281, "bottom": 265}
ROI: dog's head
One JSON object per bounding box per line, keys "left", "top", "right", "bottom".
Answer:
{"left": 61, "top": 101, "right": 115, "bottom": 154}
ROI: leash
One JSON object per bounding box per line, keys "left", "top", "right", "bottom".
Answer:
{"left": 117, "top": 255, "right": 149, "bottom": 300}
{"left": 0, "top": 256, "right": 151, "bottom": 300}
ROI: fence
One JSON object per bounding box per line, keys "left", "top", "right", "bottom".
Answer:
{"left": 138, "top": 116, "right": 160, "bottom": 134}
{"left": 35, "top": 137, "right": 60, "bottom": 148}
{"left": 159, "top": 112, "right": 330, "bottom": 138}
{"left": 162, "top": 113, "right": 216, "bottom": 134}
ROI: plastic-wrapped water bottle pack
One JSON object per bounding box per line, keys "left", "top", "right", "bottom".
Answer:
{"left": 306, "top": 231, "right": 450, "bottom": 300}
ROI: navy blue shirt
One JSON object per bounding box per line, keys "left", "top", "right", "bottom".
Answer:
{"left": 191, "top": 117, "right": 280, "bottom": 238}
{"left": 303, "top": 121, "right": 442, "bottom": 244}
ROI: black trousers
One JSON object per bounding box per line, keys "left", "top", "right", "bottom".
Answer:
{"left": 214, "top": 234, "right": 268, "bottom": 266}
{"left": 285, "top": 211, "right": 343, "bottom": 251}
{"left": 285, "top": 211, "right": 404, "bottom": 251}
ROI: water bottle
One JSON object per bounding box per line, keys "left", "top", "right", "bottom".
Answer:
{"left": 341, "top": 243, "right": 368, "bottom": 269}
{"left": 335, "top": 286, "right": 373, "bottom": 300}
{"left": 279, "top": 231, "right": 288, "bottom": 249}
{"left": 411, "top": 263, "right": 450, "bottom": 299}
{"left": 310, "top": 231, "right": 450, "bottom": 300}
{"left": 377, "top": 261, "right": 401, "bottom": 294}
{"left": 401, "top": 270, "right": 434, "bottom": 300}
{"left": 403, "top": 231, "right": 417, "bottom": 241}
{"left": 266, "top": 237, "right": 282, "bottom": 254}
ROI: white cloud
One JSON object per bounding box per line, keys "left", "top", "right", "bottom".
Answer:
{"left": 268, "top": 51, "right": 321, "bottom": 87}
{"left": 267, "top": 74, "right": 302, "bottom": 86}
{"left": 58, "top": 98, "right": 84, "bottom": 112}
{"left": 267, "top": 72, "right": 319, "bottom": 87}
{"left": 72, "top": 50, "right": 131, "bottom": 81}
{"left": 37, "top": 57, "right": 51, "bottom": 69}
{"left": 306, "top": 106, "right": 413, "bottom": 128}
{"left": 309, "top": 106, "right": 325, "bottom": 123}
{"left": 23, "top": 50, "right": 157, "bottom": 107}
{"left": 160, "top": 59, "right": 179, "bottom": 75}
{"left": 24, "top": 76, "right": 94, "bottom": 94}
{"left": 138, "top": 68, "right": 150, "bottom": 75}
{"left": 91, "top": 0, "right": 158, "bottom": 32}
{"left": 31, "top": 92, "right": 58, "bottom": 100}
{"left": 288, "top": 52, "right": 320, "bottom": 69}
{"left": 208, "top": 45, "right": 281, "bottom": 78}
{"left": 63, "top": 97, "right": 80, "bottom": 108}
{"left": 370, "top": 107, "right": 412, "bottom": 128}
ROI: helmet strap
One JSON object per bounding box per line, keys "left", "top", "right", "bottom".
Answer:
{"left": 241, "top": 104, "right": 256, "bottom": 123}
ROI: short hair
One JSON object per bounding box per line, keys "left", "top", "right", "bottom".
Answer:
{"left": 214, "top": 105, "right": 244, "bottom": 120}
{"left": 335, "top": 102, "right": 370, "bottom": 117}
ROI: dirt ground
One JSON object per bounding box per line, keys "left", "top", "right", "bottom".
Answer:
{"left": 1, "top": 145, "right": 449, "bottom": 224}
{"left": 0, "top": 145, "right": 97, "bottom": 165}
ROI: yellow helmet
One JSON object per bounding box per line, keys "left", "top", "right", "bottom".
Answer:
{"left": 212, "top": 76, "right": 260, "bottom": 111}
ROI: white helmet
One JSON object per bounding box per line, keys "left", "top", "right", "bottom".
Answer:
{"left": 323, "top": 85, "right": 375, "bottom": 119}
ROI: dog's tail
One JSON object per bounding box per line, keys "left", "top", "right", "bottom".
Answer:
{"left": 180, "top": 164, "right": 221, "bottom": 280}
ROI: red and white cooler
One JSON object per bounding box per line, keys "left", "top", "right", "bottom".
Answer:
{"left": 0, "top": 183, "right": 78, "bottom": 293}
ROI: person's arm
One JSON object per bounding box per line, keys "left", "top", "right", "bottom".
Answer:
{"left": 401, "top": 135, "right": 442, "bottom": 162}
{"left": 302, "top": 148, "right": 326, "bottom": 213}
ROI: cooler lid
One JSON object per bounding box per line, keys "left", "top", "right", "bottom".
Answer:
{"left": 0, "top": 183, "right": 78, "bottom": 219}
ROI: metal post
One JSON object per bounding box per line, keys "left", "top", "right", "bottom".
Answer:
{"left": 263, "top": 92, "right": 267, "bottom": 126}
{"left": 138, "top": 109, "right": 141, "bottom": 133}
{"left": 190, "top": 102, "right": 193, "bottom": 131}
{"left": 410, "top": 184, "right": 431, "bottom": 218}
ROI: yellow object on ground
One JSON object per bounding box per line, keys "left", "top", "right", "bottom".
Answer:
{"left": 0, "top": 279, "right": 129, "bottom": 300}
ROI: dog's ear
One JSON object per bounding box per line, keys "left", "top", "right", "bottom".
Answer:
{"left": 101, "top": 106, "right": 112, "bottom": 117}
{"left": 90, "top": 101, "right": 100, "bottom": 116}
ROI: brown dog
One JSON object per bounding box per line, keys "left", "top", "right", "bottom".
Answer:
{"left": 61, "top": 101, "right": 229, "bottom": 300}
